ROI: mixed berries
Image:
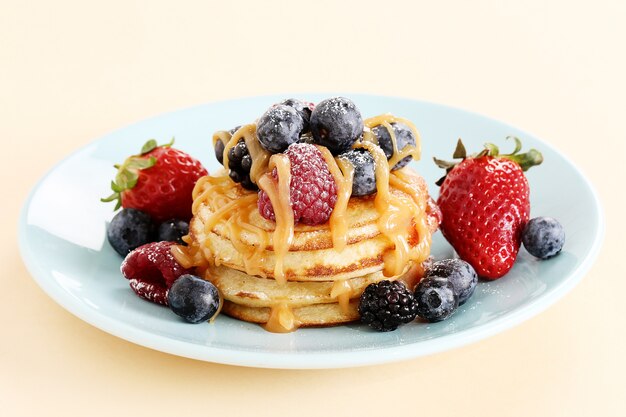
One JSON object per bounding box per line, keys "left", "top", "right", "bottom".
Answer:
{"left": 213, "top": 96, "right": 419, "bottom": 224}
{"left": 101, "top": 97, "right": 566, "bottom": 331}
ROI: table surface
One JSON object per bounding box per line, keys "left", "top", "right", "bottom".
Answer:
{"left": 2, "top": 1, "right": 624, "bottom": 416}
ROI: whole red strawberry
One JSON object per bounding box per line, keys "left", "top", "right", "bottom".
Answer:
{"left": 102, "top": 139, "right": 207, "bottom": 222}
{"left": 258, "top": 143, "right": 337, "bottom": 225}
{"left": 435, "top": 138, "right": 543, "bottom": 279}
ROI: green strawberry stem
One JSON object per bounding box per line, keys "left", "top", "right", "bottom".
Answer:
{"left": 101, "top": 138, "right": 175, "bottom": 210}
{"left": 434, "top": 136, "right": 543, "bottom": 186}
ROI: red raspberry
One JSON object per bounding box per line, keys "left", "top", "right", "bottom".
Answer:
{"left": 258, "top": 143, "right": 337, "bottom": 225}
{"left": 121, "top": 241, "right": 191, "bottom": 305}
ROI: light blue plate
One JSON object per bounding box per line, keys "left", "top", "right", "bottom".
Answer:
{"left": 18, "top": 95, "right": 604, "bottom": 369}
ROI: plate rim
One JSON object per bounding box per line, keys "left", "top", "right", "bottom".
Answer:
{"left": 18, "top": 94, "right": 606, "bottom": 369}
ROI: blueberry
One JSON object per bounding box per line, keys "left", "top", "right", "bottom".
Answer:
{"left": 372, "top": 122, "right": 416, "bottom": 170}
{"left": 214, "top": 138, "right": 225, "bottom": 165}
{"left": 338, "top": 148, "right": 377, "bottom": 196}
{"left": 522, "top": 217, "right": 565, "bottom": 259}
{"left": 310, "top": 97, "right": 363, "bottom": 155}
{"left": 257, "top": 104, "right": 304, "bottom": 153}
{"left": 107, "top": 208, "right": 155, "bottom": 257}
{"left": 425, "top": 259, "right": 477, "bottom": 305}
{"left": 157, "top": 219, "right": 189, "bottom": 244}
{"left": 280, "top": 99, "right": 312, "bottom": 134}
{"left": 167, "top": 274, "right": 222, "bottom": 324}
{"left": 415, "top": 277, "right": 459, "bottom": 322}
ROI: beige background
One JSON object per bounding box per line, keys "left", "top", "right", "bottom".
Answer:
{"left": 2, "top": 0, "right": 624, "bottom": 416}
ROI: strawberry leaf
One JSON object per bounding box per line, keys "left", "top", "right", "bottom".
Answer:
{"left": 141, "top": 139, "right": 158, "bottom": 155}
{"left": 127, "top": 156, "right": 156, "bottom": 170}
{"left": 103, "top": 138, "right": 170, "bottom": 212}
{"left": 506, "top": 136, "right": 523, "bottom": 155}
{"left": 484, "top": 143, "right": 499, "bottom": 156}
{"left": 452, "top": 139, "right": 467, "bottom": 159}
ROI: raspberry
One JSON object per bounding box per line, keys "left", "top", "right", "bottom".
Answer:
{"left": 258, "top": 143, "right": 337, "bottom": 225}
{"left": 121, "top": 241, "right": 191, "bottom": 305}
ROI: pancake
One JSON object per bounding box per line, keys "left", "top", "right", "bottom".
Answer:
{"left": 187, "top": 168, "right": 437, "bottom": 281}
{"left": 222, "top": 300, "right": 360, "bottom": 328}
{"left": 206, "top": 261, "right": 425, "bottom": 309}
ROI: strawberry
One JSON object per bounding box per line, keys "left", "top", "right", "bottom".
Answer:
{"left": 101, "top": 139, "right": 207, "bottom": 222}
{"left": 434, "top": 138, "right": 543, "bottom": 279}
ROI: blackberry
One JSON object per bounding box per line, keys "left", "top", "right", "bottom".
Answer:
{"left": 310, "top": 97, "right": 363, "bottom": 155}
{"left": 228, "top": 139, "right": 257, "bottom": 190}
{"left": 358, "top": 280, "right": 418, "bottom": 332}
{"left": 522, "top": 217, "right": 565, "bottom": 259}
{"left": 372, "top": 122, "right": 416, "bottom": 170}
{"left": 425, "top": 258, "right": 477, "bottom": 305}
{"left": 338, "top": 148, "right": 377, "bottom": 196}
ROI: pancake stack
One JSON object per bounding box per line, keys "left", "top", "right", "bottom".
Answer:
{"left": 177, "top": 167, "right": 440, "bottom": 332}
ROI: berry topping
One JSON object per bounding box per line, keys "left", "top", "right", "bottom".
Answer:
{"left": 338, "top": 148, "right": 377, "bottom": 196}
{"left": 121, "top": 241, "right": 191, "bottom": 305}
{"left": 157, "top": 219, "right": 189, "bottom": 245}
{"left": 257, "top": 104, "right": 304, "bottom": 153}
{"left": 280, "top": 98, "right": 314, "bottom": 133}
{"left": 415, "top": 277, "right": 459, "bottom": 322}
{"left": 227, "top": 139, "right": 257, "bottom": 190}
{"left": 424, "top": 259, "right": 477, "bottom": 305}
{"left": 258, "top": 143, "right": 338, "bottom": 225}
{"left": 435, "top": 138, "right": 543, "bottom": 279}
{"left": 107, "top": 208, "right": 155, "bottom": 257}
{"left": 214, "top": 138, "right": 225, "bottom": 165}
{"left": 168, "top": 274, "right": 222, "bottom": 324}
{"left": 372, "top": 122, "right": 417, "bottom": 170}
{"left": 310, "top": 97, "right": 363, "bottom": 155}
{"left": 102, "top": 139, "right": 207, "bottom": 222}
{"left": 522, "top": 217, "right": 565, "bottom": 259}
{"left": 358, "top": 280, "right": 418, "bottom": 332}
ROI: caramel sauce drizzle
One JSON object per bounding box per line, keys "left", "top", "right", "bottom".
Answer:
{"left": 316, "top": 145, "right": 354, "bottom": 252}
{"left": 263, "top": 302, "right": 299, "bottom": 333}
{"left": 257, "top": 154, "right": 294, "bottom": 285}
{"left": 330, "top": 279, "right": 352, "bottom": 314}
